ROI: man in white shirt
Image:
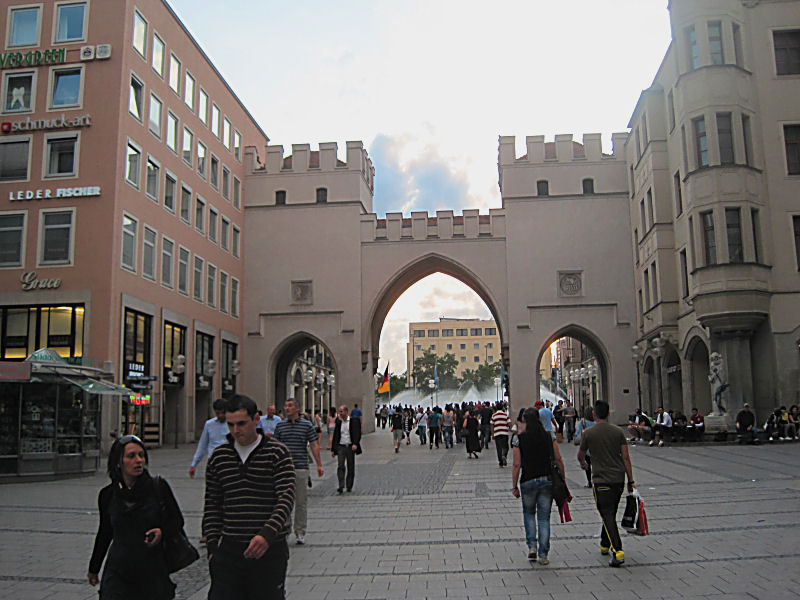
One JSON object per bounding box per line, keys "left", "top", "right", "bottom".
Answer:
{"left": 189, "top": 398, "right": 229, "bottom": 478}
{"left": 331, "top": 405, "right": 362, "bottom": 493}
{"left": 415, "top": 408, "right": 428, "bottom": 445}
{"left": 259, "top": 405, "right": 282, "bottom": 436}
{"left": 650, "top": 407, "right": 673, "bottom": 447}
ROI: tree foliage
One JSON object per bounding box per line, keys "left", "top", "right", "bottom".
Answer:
{"left": 412, "top": 350, "right": 459, "bottom": 390}
{"left": 389, "top": 372, "right": 407, "bottom": 397}
{"left": 460, "top": 361, "right": 502, "bottom": 391}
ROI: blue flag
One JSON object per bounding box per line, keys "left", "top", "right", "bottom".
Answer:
{"left": 434, "top": 359, "right": 438, "bottom": 387}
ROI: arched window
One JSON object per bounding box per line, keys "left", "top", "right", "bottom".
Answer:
{"left": 582, "top": 178, "right": 594, "bottom": 194}
{"left": 316, "top": 187, "right": 327, "bottom": 203}
{"left": 536, "top": 180, "right": 549, "bottom": 196}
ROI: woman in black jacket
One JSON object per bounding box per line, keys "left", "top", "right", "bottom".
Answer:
{"left": 88, "top": 435, "right": 184, "bottom": 599}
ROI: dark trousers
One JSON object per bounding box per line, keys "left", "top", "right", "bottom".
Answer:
{"left": 429, "top": 427, "right": 440, "bottom": 448}
{"left": 494, "top": 435, "right": 509, "bottom": 465}
{"left": 442, "top": 425, "right": 453, "bottom": 448}
{"left": 480, "top": 426, "right": 491, "bottom": 449}
{"left": 208, "top": 538, "right": 289, "bottom": 600}
{"left": 593, "top": 482, "right": 624, "bottom": 554}
{"left": 584, "top": 455, "right": 592, "bottom": 485}
{"left": 336, "top": 444, "right": 355, "bottom": 491}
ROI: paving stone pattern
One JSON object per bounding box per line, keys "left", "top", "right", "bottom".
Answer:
{"left": 1, "top": 427, "right": 799, "bottom": 599}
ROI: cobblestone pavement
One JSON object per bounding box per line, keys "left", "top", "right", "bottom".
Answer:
{"left": 2, "top": 426, "right": 800, "bottom": 600}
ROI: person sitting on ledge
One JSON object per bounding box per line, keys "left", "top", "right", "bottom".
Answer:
{"left": 688, "top": 407, "right": 705, "bottom": 442}
{"left": 627, "top": 409, "right": 651, "bottom": 443}
{"left": 788, "top": 406, "right": 800, "bottom": 441}
{"left": 672, "top": 411, "right": 688, "bottom": 442}
{"left": 650, "top": 407, "right": 672, "bottom": 447}
{"left": 735, "top": 403, "right": 758, "bottom": 444}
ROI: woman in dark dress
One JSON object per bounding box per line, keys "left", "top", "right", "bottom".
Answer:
{"left": 464, "top": 409, "right": 481, "bottom": 458}
{"left": 88, "top": 435, "right": 183, "bottom": 599}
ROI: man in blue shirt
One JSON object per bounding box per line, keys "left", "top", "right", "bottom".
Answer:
{"left": 189, "top": 398, "right": 229, "bottom": 478}
{"left": 259, "top": 405, "right": 282, "bottom": 436}
{"left": 535, "top": 400, "right": 559, "bottom": 440}
{"left": 350, "top": 404, "right": 363, "bottom": 420}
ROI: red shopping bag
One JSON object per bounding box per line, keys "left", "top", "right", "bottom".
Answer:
{"left": 636, "top": 494, "right": 649, "bottom": 536}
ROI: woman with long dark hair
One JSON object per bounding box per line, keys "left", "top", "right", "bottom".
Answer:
{"left": 511, "top": 408, "right": 565, "bottom": 565}
{"left": 88, "top": 435, "right": 185, "bottom": 598}
{"left": 463, "top": 408, "right": 481, "bottom": 458}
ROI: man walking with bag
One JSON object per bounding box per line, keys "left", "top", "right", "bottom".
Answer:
{"left": 577, "top": 401, "right": 636, "bottom": 568}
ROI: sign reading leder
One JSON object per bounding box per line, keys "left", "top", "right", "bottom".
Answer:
{"left": 0, "top": 48, "right": 66, "bottom": 69}
{"left": 9, "top": 186, "right": 101, "bottom": 201}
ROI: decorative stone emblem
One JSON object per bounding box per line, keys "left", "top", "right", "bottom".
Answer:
{"left": 291, "top": 280, "right": 313, "bottom": 304}
{"left": 558, "top": 271, "right": 582, "bottom": 296}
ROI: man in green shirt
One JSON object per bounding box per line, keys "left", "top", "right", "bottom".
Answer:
{"left": 578, "top": 401, "right": 635, "bottom": 567}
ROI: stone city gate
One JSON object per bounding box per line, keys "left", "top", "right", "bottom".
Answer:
{"left": 240, "top": 139, "right": 638, "bottom": 431}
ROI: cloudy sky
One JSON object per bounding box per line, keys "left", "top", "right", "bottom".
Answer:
{"left": 169, "top": 0, "right": 673, "bottom": 373}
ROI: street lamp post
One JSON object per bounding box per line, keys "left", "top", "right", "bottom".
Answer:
{"left": 494, "top": 376, "right": 500, "bottom": 403}
{"left": 631, "top": 344, "right": 643, "bottom": 411}
{"left": 303, "top": 368, "right": 313, "bottom": 414}
{"left": 428, "top": 379, "right": 435, "bottom": 408}
{"left": 327, "top": 373, "right": 336, "bottom": 410}
{"left": 651, "top": 336, "right": 666, "bottom": 410}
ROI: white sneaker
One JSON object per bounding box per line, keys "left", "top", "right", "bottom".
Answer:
{"left": 296, "top": 535, "right": 305, "bottom": 545}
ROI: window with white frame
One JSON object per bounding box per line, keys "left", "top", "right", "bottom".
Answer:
{"left": 219, "top": 271, "right": 228, "bottom": 313}
{"left": 164, "top": 172, "right": 176, "bottom": 212}
{"left": 197, "top": 141, "right": 206, "bottom": 178}
{"left": 233, "top": 130, "right": 241, "bottom": 161}
{"left": 128, "top": 74, "right": 143, "bottom": 120}
{"left": 233, "top": 176, "right": 241, "bottom": 209}
{"left": 161, "top": 236, "right": 174, "bottom": 288}
{"left": 125, "top": 141, "right": 141, "bottom": 187}
{"left": 184, "top": 72, "right": 195, "bottom": 110}
{"left": 231, "top": 278, "right": 239, "bottom": 317}
{"left": 198, "top": 89, "right": 208, "bottom": 125}
{"left": 208, "top": 207, "right": 218, "bottom": 242}
{"left": 0, "top": 212, "right": 25, "bottom": 267}
{"left": 232, "top": 225, "right": 240, "bottom": 258}
{"left": 221, "top": 166, "right": 230, "bottom": 200}
{"left": 55, "top": 2, "right": 87, "bottom": 43}
{"left": 195, "top": 196, "right": 205, "bottom": 233}
{"left": 132, "top": 11, "right": 147, "bottom": 57}
{"left": 193, "top": 256, "right": 204, "bottom": 301}
{"left": 180, "top": 185, "right": 191, "bottom": 224}
{"left": 121, "top": 214, "right": 137, "bottom": 271}
{"left": 45, "top": 134, "right": 78, "bottom": 177}
{"left": 223, "top": 118, "right": 231, "bottom": 149}
{"left": 165, "top": 112, "right": 178, "bottom": 152}
{"left": 145, "top": 157, "right": 159, "bottom": 199}
{"left": 142, "top": 226, "right": 156, "bottom": 280}
{"left": 210, "top": 154, "right": 219, "bottom": 188}
{"left": 3, "top": 71, "right": 34, "bottom": 112}
{"left": 211, "top": 104, "right": 220, "bottom": 137}
{"left": 169, "top": 54, "right": 180, "bottom": 94}
{"left": 148, "top": 93, "right": 162, "bottom": 136}
{"left": 51, "top": 67, "right": 82, "bottom": 108}
{"left": 152, "top": 33, "right": 165, "bottom": 77}
{"left": 220, "top": 216, "right": 229, "bottom": 250}
{"left": 182, "top": 127, "right": 193, "bottom": 166}
{"left": 178, "top": 247, "right": 189, "bottom": 295}
{"left": 9, "top": 6, "right": 40, "bottom": 47}
{"left": 207, "top": 264, "right": 216, "bottom": 307}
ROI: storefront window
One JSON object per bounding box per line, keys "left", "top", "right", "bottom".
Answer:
{"left": 0, "top": 383, "right": 20, "bottom": 470}
{"left": 1, "top": 305, "right": 84, "bottom": 360}
{"left": 20, "top": 383, "right": 57, "bottom": 453}
{"left": 163, "top": 322, "right": 185, "bottom": 384}
{"left": 195, "top": 332, "right": 214, "bottom": 390}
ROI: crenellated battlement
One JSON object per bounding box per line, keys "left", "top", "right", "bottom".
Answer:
{"left": 498, "top": 133, "right": 629, "bottom": 166}
{"left": 360, "top": 209, "right": 506, "bottom": 242}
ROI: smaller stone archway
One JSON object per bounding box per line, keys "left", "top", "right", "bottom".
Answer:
{"left": 271, "top": 332, "right": 337, "bottom": 415}
{"left": 685, "top": 336, "right": 712, "bottom": 416}
{"left": 663, "top": 345, "right": 683, "bottom": 414}
{"left": 642, "top": 356, "right": 657, "bottom": 415}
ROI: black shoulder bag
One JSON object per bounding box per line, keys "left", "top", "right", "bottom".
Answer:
{"left": 548, "top": 440, "right": 569, "bottom": 507}
{"left": 154, "top": 476, "right": 199, "bottom": 573}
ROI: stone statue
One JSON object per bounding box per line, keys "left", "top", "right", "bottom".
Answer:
{"left": 707, "top": 352, "right": 728, "bottom": 415}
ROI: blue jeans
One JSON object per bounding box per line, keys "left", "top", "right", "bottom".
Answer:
{"left": 520, "top": 476, "right": 552, "bottom": 557}
{"left": 442, "top": 426, "right": 453, "bottom": 448}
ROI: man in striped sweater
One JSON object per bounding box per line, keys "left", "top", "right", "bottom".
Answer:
{"left": 203, "top": 394, "right": 295, "bottom": 600}
{"left": 491, "top": 403, "right": 512, "bottom": 468}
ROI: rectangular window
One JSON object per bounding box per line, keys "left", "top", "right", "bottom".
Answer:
{"left": 275, "top": 190, "right": 286, "bottom": 205}
{"left": 198, "top": 89, "right": 208, "bottom": 125}
{"left": 473, "top": 356, "right": 480, "bottom": 363}
{"left": 233, "top": 177, "right": 241, "bottom": 209}
{"left": 742, "top": 114, "right": 753, "bottom": 167}
{"left": 717, "top": 113, "right": 734, "bottom": 165}
{"left": 651, "top": 262, "right": 658, "bottom": 303}
{"left": 681, "top": 125, "right": 688, "bottom": 174}
{"left": 0, "top": 213, "right": 25, "bottom": 267}
{"left": 726, "top": 207, "right": 743, "bottom": 263}
{"left": 784, "top": 124, "right": 800, "bottom": 175}
{"left": 642, "top": 114, "right": 649, "bottom": 146}
{"left": 0, "top": 139, "right": 29, "bottom": 181}
{"left": 165, "top": 112, "right": 178, "bottom": 153}
{"left": 45, "top": 135, "right": 77, "bottom": 177}
{"left": 152, "top": 34, "right": 165, "bottom": 77}
{"left": 180, "top": 185, "right": 191, "bottom": 224}
{"left": 4, "top": 71, "right": 34, "bottom": 112}
{"left": 56, "top": 2, "right": 86, "bottom": 43}
{"left": 161, "top": 237, "right": 174, "bottom": 288}
{"left": 456, "top": 329, "right": 468, "bottom": 336}
{"left": 38, "top": 210, "right": 71, "bottom": 267}
{"left": 688, "top": 215, "right": 696, "bottom": 270}
{"left": 680, "top": 249, "right": 689, "bottom": 298}
{"left": 148, "top": 93, "right": 162, "bottom": 136}
{"left": 413, "top": 330, "right": 425, "bottom": 338}
{"left": 634, "top": 229, "right": 639, "bottom": 263}
{"left": 146, "top": 158, "right": 159, "bottom": 199}
{"left": 639, "top": 199, "right": 646, "bottom": 233}
{"left": 643, "top": 267, "right": 650, "bottom": 309}
{"left": 132, "top": 11, "right": 147, "bottom": 57}
{"left": 674, "top": 171, "right": 683, "bottom": 216}
{"left": 195, "top": 196, "right": 205, "bottom": 233}
{"left": 708, "top": 21, "right": 724, "bottom": 65}
{"left": 182, "top": 127, "right": 193, "bottom": 166}
{"left": 125, "top": 142, "right": 141, "bottom": 187}
{"left": 178, "top": 247, "right": 189, "bottom": 295}
{"left": 774, "top": 30, "right": 800, "bottom": 76}
{"left": 732, "top": 22, "right": 743, "bottom": 68}
{"left": 121, "top": 215, "right": 137, "bottom": 271}
{"left": 460, "top": 356, "right": 466, "bottom": 363}
{"left": 441, "top": 329, "right": 453, "bottom": 337}
{"left": 485, "top": 327, "right": 497, "bottom": 335}
{"left": 234, "top": 130, "right": 241, "bottom": 161}
{"left": 686, "top": 25, "right": 699, "bottom": 70}
{"left": 794, "top": 216, "right": 800, "bottom": 270}
{"left": 51, "top": 67, "right": 82, "bottom": 108}
{"left": 231, "top": 278, "right": 239, "bottom": 317}
{"left": 638, "top": 290, "right": 644, "bottom": 323}
{"left": 635, "top": 127, "right": 642, "bottom": 161}
{"left": 751, "top": 209, "right": 761, "bottom": 263}
{"left": 428, "top": 329, "right": 439, "bottom": 337}
{"left": 316, "top": 188, "right": 327, "bottom": 203}
{"left": 210, "top": 155, "right": 219, "bottom": 188}
{"left": 693, "top": 117, "right": 708, "bottom": 168}
{"left": 536, "top": 180, "right": 549, "bottom": 196}
{"left": 128, "top": 74, "right": 143, "bottom": 120}
{"left": 223, "top": 118, "right": 231, "bottom": 149}
{"left": 220, "top": 272, "right": 228, "bottom": 313}
{"left": 193, "top": 256, "right": 203, "bottom": 301}
{"left": 184, "top": 72, "right": 195, "bottom": 110}
{"left": 208, "top": 207, "right": 218, "bottom": 243}
{"left": 701, "top": 210, "right": 716, "bottom": 265}
{"left": 646, "top": 189, "right": 654, "bottom": 227}
{"left": 470, "top": 328, "right": 482, "bottom": 336}
{"left": 197, "top": 142, "right": 206, "bottom": 178}
{"left": 220, "top": 216, "right": 229, "bottom": 250}
{"left": 207, "top": 264, "right": 216, "bottom": 307}
{"left": 222, "top": 167, "right": 230, "bottom": 200}
{"left": 232, "top": 225, "right": 240, "bottom": 257}
{"left": 211, "top": 104, "right": 220, "bottom": 137}
{"left": 667, "top": 89, "right": 675, "bottom": 131}
{"left": 142, "top": 226, "right": 156, "bottom": 280}
{"left": 9, "top": 6, "right": 40, "bottom": 47}
{"left": 169, "top": 54, "right": 181, "bottom": 94}
{"left": 164, "top": 173, "right": 176, "bottom": 212}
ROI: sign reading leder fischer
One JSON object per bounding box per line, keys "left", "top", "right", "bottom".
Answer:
{"left": 9, "top": 186, "right": 101, "bottom": 201}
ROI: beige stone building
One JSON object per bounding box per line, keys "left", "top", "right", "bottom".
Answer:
{"left": 405, "top": 318, "right": 501, "bottom": 385}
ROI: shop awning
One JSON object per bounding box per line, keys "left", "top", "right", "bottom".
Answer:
{"left": 62, "top": 376, "right": 134, "bottom": 396}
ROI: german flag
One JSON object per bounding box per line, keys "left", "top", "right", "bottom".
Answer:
{"left": 377, "top": 363, "right": 390, "bottom": 395}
